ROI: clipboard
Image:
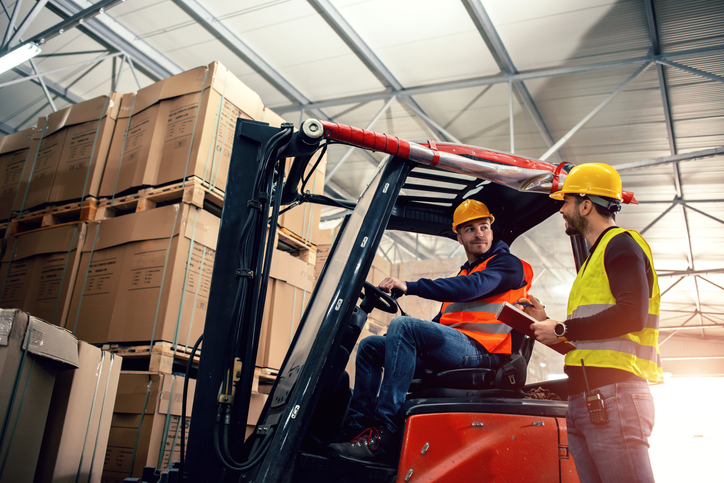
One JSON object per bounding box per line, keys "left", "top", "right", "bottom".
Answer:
{"left": 496, "top": 302, "right": 575, "bottom": 355}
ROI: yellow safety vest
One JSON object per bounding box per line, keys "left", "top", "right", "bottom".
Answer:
{"left": 565, "top": 228, "right": 663, "bottom": 383}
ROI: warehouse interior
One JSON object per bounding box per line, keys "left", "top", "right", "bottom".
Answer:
{"left": 1, "top": 0, "right": 723, "bottom": 482}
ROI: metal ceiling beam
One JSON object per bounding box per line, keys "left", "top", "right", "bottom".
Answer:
{"left": 308, "top": 0, "right": 398, "bottom": 91}
{"left": 47, "top": 0, "right": 180, "bottom": 81}
{"left": 0, "top": 51, "right": 123, "bottom": 88}
{"left": 307, "top": 0, "right": 451, "bottom": 142}
{"left": 658, "top": 268, "right": 724, "bottom": 278}
{"left": 461, "top": 0, "right": 560, "bottom": 163}
{"left": 659, "top": 325, "right": 724, "bottom": 331}
{"left": 273, "top": 45, "right": 724, "bottom": 114}
{"left": 661, "top": 355, "right": 724, "bottom": 360}
{"left": 0, "top": 120, "right": 15, "bottom": 134}
{"left": 2, "top": 0, "right": 24, "bottom": 49}
{"left": 617, "top": 146, "right": 724, "bottom": 171}
{"left": 668, "top": 156, "right": 705, "bottom": 334}
{"left": 322, "top": 182, "right": 437, "bottom": 261}
{"left": 657, "top": 58, "right": 724, "bottom": 85}
{"left": 397, "top": 97, "right": 461, "bottom": 144}
{"left": 11, "top": 63, "right": 85, "bottom": 103}
{"left": 540, "top": 61, "right": 652, "bottom": 161}
{"left": 6, "top": 0, "right": 48, "bottom": 49}
{"left": 171, "top": 0, "right": 311, "bottom": 105}
{"left": 385, "top": 231, "right": 436, "bottom": 261}
{"left": 644, "top": 0, "right": 677, "bottom": 156}
{"left": 29, "top": 56, "right": 57, "bottom": 112}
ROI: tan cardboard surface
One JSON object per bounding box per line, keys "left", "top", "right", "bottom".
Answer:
{"left": 101, "top": 98, "right": 165, "bottom": 195}
{"left": 0, "top": 127, "right": 35, "bottom": 219}
{"left": 50, "top": 93, "right": 121, "bottom": 203}
{"left": 103, "top": 372, "right": 194, "bottom": 478}
{"left": 102, "top": 62, "right": 264, "bottom": 197}
{"left": 14, "top": 120, "right": 67, "bottom": 212}
{"left": 35, "top": 342, "right": 122, "bottom": 483}
{"left": 0, "top": 309, "right": 79, "bottom": 483}
{"left": 256, "top": 277, "right": 311, "bottom": 370}
{"left": 67, "top": 204, "right": 218, "bottom": 344}
{"left": 0, "top": 222, "right": 87, "bottom": 326}
{"left": 14, "top": 94, "right": 120, "bottom": 212}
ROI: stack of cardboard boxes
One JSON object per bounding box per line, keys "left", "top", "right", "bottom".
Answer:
{"left": 0, "top": 309, "right": 122, "bottom": 483}
{"left": 0, "top": 61, "right": 324, "bottom": 481}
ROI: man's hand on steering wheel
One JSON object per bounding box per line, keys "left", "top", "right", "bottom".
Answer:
{"left": 378, "top": 277, "right": 407, "bottom": 295}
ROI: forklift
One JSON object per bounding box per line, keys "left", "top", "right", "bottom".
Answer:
{"left": 146, "top": 118, "right": 604, "bottom": 482}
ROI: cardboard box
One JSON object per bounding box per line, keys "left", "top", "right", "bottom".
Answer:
{"left": 256, "top": 250, "right": 314, "bottom": 370}
{"left": 67, "top": 203, "right": 218, "bottom": 345}
{"left": 35, "top": 341, "right": 122, "bottom": 483}
{"left": 13, "top": 94, "right": 121, "bottom": 213}
{"left": 245, "top": 392, "right": 268, "bottom": 440}
{"left": 101, "top": 62, "right": 265, "bottom": 197}
{"left": 0, "top": 222, "right": 87, "bottom": 327}
{"left": 13, "top": 118, "right": 67, "bottom": 213}
{"left": 0, "top": 309, "right": 79, "bottom": 483}
{"left": 0, "top": 127, "right": 36, "bottom": 220}
{"left": 102, "top": 372, "right": 194, "bottom": 481}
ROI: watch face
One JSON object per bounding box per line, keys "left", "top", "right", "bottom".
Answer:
{"left": 555, "top": 323, "right": 565, "bottom": 337}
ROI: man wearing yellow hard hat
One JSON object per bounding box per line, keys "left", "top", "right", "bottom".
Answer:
{"left": 523, "top": 163, "right": 661, "bottom": 483}
{"left": 328, "top": 199, "right": 533, "bottom": 464}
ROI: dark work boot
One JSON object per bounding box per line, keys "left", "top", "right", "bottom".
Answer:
{"left": 327, "top": 426, "right": 398, "bottom": 465}
{"left": 329, "top": 420, "right": 367, "bottom": 444}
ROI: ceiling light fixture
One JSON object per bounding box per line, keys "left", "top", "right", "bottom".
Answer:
{"left": 0, "top": 42, "right": 42, "bottom": 75}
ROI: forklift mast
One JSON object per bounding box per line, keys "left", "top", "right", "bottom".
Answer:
{"left": 181, "top": 118, "right": 600, "bottom": 482}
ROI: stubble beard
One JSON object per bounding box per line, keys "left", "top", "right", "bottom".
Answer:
{"left": 564, "top": 212, "right": 587, "bottom": 237}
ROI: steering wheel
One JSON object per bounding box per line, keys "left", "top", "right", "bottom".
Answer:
{"left": 360, "top": 281, "right": 399, "bottom": 314}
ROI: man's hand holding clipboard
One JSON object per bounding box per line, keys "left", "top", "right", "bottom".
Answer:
{"left": 495, "top": 300, "right": 576, "bottom": 355}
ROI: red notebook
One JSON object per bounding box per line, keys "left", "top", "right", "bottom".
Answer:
{"left": 495, "top": 302, "right": 575, "bottom": 355}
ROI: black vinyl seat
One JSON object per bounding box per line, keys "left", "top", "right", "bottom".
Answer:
{"left": 407, "top": 330, "right": 535, "bottom": 398}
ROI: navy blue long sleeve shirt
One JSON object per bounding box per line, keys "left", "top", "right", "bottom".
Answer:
{"left": 405, "top": 239, "right": 527, "bottom": 321}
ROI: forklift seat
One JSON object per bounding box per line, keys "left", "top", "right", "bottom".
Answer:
{"left": 407, "top": 330, "right": 534, "bottom": 398}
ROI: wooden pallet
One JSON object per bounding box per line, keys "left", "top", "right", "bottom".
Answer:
{"left": 277, "top": 227, "right": 317, "bottom": 265}
{"left": 6, "top": 197, "right": 98, "bottom": 237}
{"left": 102, "top": 341, "right": 202, "bottom": 374}
{"left": 96, "top": 176, "right": 224, "bottom": 219}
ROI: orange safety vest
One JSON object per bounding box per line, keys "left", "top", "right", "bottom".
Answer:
{"left": 439, "top": 255, "right": 533, "bottom": 354}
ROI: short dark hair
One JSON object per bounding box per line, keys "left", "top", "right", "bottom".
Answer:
{"left": 573, "top": 195, "right": 617, "bottom": 220}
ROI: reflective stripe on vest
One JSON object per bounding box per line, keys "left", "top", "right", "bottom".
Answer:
{"left": 439, "top": 255, "right": 533, "bottom": 355}
{"left": 564, "top": 228, "right": 663, "bottom": 383}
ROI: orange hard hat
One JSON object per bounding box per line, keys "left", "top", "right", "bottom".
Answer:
{"left": 550, "top": 163, "right": 623, "bottom": 201}
{"left": 452, "top": 199, "right": 494, "bottom": 233}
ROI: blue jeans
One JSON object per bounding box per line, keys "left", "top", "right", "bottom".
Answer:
{"left": 346, "top": 316, "right": 501, "bottom": 434}
{"left": 567, "top": 381, "right": 656, "bottom": 483}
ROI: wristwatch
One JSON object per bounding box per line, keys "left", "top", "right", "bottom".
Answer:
{"left": 554, "top": 322, "right": 570, "bottom": 343}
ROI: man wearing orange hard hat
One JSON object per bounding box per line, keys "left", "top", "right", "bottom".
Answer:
{"left": 328, "top": 199, "right": 533, "bottom": 465}
{"left": 523, "top": 163, "right": 661, "bottom": 483}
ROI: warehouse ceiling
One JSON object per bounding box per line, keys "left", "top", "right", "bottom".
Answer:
{"left": 1, "top": 0, "right": 723, "bottom": 375}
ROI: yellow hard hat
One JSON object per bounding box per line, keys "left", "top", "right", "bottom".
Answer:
{"left": 452, "top": 199, "right": 494, "bottom": 233}
{"left": 550, "top": 163, "right": 623, "bottom": 201}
